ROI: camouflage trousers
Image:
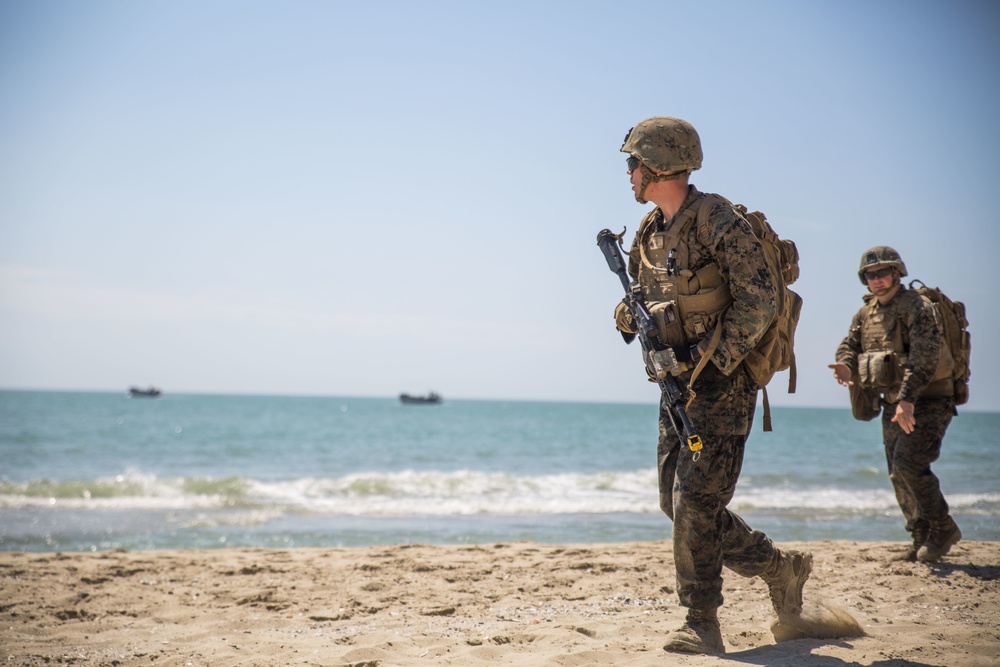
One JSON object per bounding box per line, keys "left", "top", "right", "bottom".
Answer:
{"left": 657, "top": 396, "right": 776, "bottom": 611}
{"left": 881, "top": 396, "right": 955, "bottom": 537}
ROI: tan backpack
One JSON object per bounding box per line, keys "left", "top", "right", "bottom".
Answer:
{"left": 906, "top": 280, "right": 972, "bottom": 405}
{"left": 692, "top": 195, "right": 802, "bottom": 431}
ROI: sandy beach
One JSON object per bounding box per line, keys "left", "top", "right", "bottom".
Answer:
{"left": 2, "top": 540, "right": 998, "bottom": 666}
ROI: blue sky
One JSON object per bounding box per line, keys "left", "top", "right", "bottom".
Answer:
{"left": 1, "top": 0, "right": 998, "bottom": 411}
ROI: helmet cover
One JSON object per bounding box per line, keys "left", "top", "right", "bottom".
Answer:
{"left": 858, "top": 246, "right": 908, "bottom": 284}
{"left": 621, "top": 116, "right": 703, "bottom": 173}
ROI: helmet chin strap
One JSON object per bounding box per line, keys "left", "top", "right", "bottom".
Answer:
{"left": 634, "top": 164, "right": 688, "bottom": 204}
{"left": 872, "top": 275, "right": 901, "bottom": 298}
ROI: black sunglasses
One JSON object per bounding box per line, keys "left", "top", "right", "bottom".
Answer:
{"left": 626, "top": 155, "right": 641, "bottom": 173}
{"left": 864, "top": 267, "right": 894, "bottom": 281}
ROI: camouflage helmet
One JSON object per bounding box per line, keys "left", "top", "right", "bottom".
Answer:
{"left": 621, "top": 116, "right": 703, "bottom": 173}
{"left": 858, "top": 246, "right": 907, "bottom": 285}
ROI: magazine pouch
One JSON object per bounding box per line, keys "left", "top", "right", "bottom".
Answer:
{"left": 857, "top": 350, "right": 898, "bottom": 392}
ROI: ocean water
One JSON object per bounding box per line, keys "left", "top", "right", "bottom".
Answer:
{"left": 1, "top": 389, "right": 997, "bottom": 553}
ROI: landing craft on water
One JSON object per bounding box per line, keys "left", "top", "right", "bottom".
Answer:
{"left": 399, "top": 391, "right": 441, "bottom": 405}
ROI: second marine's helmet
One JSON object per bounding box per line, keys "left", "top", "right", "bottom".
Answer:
{"left": 858, "top": 246, "right": 907, "bottom": 285}
{"left": 621, "top": 116, "right": 703, "bottom": 173}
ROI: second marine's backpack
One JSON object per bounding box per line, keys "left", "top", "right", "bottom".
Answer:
{"left": 906, "top": 280, "right": 972, "bottom": 405}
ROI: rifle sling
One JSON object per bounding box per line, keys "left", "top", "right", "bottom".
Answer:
{"left": 684, "top": 316, "right": 725, "bottom": 410}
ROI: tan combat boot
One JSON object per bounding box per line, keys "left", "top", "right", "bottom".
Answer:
{"left": 917, "top": 516, "right": 961, "bottom": 562}
{"left": 894, "top": 522, "right": 930, "bottom": 562}
{"left": 763, "top": 549, "right": 813, "bottom": 618}
{"left": 663, "top": 607, "right": 725, "bottom": 655}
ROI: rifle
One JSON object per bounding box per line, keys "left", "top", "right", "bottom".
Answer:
{"left": 596, "top": 228, "right": 704, "bottom": 460}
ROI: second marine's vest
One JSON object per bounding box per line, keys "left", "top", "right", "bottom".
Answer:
{"left": 857, "top": 290, "right": 954, "bottom": 400}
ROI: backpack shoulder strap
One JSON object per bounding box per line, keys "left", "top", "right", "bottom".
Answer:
{"left": 694, "top": 193, "right": 731, "bottom": 249}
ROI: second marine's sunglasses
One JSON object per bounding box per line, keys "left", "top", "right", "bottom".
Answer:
{"left": 626, "top": 155, "right": 641, "bottom": 173}
{"left": 864, "top": 267, "right": 894, "bottom": 281}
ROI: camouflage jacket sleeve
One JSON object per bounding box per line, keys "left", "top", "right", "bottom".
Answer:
{"left": 835, "top": 308, "right": 865, "bottom": 375}
{"left": 701, "top": 200, "right": 777, "bottom": 375}
{"left": 895, "top": 289, "right": 942, "bottom": 403}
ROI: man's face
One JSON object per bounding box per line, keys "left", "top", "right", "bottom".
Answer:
{"left": 627, "top": 156, "right": 643, "bottom": 198}
{"left": 864, "top": 264, "right": 898, "bottom": 297}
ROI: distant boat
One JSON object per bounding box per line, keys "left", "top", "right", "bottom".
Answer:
{"left": 399, "top": 391, "right": 441, "bottom": 405}
{"left": 129, "top": 386, "right": 162, "bottom": 398}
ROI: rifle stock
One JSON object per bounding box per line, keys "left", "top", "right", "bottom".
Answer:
{"left": 596, "top": 229, "right": 704, "bottom": 458}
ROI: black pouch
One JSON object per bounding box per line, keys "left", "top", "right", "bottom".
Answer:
{"left": 849, "top": 383, "right": 881, "bottom": 421}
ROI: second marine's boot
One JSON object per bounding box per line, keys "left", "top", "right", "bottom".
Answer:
{"left": 917, "top": 516, "right": 961, "bottom": 562}
{"left": 762, "top": 549, "right": 813, "bottom": 618}
{"left": 663, "top": 607, "right": 725, "bottom": 655}
{"left": 895, "top": 521, "right": 930, "bottom": 562}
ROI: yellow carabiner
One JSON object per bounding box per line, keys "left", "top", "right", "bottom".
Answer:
{"left": 687, "top": 434, "right": 703, "bottom": 461}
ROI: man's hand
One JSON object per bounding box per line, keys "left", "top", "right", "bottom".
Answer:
{"left": 892, "top": 400, "right": 916, "bottom": 434}
{"left": 828, "top": 363, "right": 853, "bottom": 386}
{"left": 672, "top": 344, "right": 702, "bottom": 365}
{"left": 614, "top": 300, "right": 636, "bottom": 334}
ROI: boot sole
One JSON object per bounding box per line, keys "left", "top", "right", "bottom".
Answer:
{"left": 777, "top": 552, "right": 813, "bottom": 618}
{"left": 663, "top": 636, "right": 726, "bottom": 655}
{"left": 663, "top": 642, "right": 726, "bottom": 655}
{"left": 663, "top": 621, "right": 726, "bottom": 655}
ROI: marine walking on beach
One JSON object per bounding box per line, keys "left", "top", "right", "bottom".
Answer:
{"left": 830, "top": 246, "right": 964, "bottom": 562}
{"left": 610, "top": 117, "right": 813, "bottom": 655}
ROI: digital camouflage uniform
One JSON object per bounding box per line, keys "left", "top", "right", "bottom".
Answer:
{"left": 628, "top": 186, "right": 782, "bottom": 610}
{"left": 836, "top": 286, "right": 957, "bottom": 547}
